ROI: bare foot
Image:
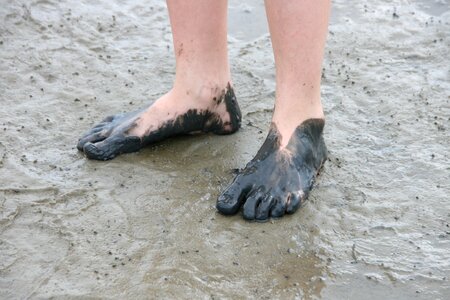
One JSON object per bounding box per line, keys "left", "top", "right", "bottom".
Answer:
{"left": 216, "top": 118, "right": 327, "bottom": 221}
{"left": 77, "top": 83, "right": 241, "bottom": 160}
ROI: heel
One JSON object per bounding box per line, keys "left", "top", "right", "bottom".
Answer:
{"left": 211, "top": 83, "right": 242, "bottom": 135}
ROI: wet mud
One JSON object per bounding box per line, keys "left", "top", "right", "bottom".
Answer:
{"left": 1, "top": 0, "right": 450, "bottom": 299}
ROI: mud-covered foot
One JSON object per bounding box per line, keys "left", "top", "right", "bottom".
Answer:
{"left": 216, "top": 118, "right": 327, "bottom": 221}
{"left": 77, "top": 83, "right": 241, "bottom": 160}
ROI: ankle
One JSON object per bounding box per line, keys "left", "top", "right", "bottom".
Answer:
{"left": 272, "top": 99, "right": 324, "bottom": 148}
{"left": 172, "top": 78, "right": 233, "bottom": 108}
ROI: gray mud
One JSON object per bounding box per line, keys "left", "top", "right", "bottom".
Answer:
{"left": 1, "top": 0, "right": 449, "bottom": 299}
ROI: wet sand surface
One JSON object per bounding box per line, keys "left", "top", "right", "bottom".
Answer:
{"left": 0, "top": 0, "right": 449, "bottom": 298}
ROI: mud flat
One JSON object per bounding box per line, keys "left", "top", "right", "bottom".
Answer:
{"left": 0, "top": 0, "right": 449, "bottom": 298}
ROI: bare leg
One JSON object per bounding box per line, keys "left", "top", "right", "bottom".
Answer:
{"left": 77, "top": 0, "right": 241, "bottom": 160}
{"left": 217, "top": 0, "right": 330, "bottom": 220}
{"left": 268, "top": 0, "right": 329, "bottom": 145}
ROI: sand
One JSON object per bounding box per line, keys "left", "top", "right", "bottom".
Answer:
{"left": 0, "top": 0, "right": 449, "bottom": 298}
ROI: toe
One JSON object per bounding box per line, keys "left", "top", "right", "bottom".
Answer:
{"left": 92, "top": 122, "right": 111, "bottom": 129}
{"left": 77, "top": 131, "right": 108, "bottom": 151}
{"left": 83, "top": 135, "right": 141, "bottom": 160}
{"left": 270, "top": 197, "right": 287, "bottom": 218}
{"left": 78, "top": 121, "right": 111, "bottom": 151}
{"left": 255, "top": 194, "right": 274, "bottom": 221}
{"left": 286, "top": 191, "right": 305, "bottom": 214}
{"left": 83, "top": 140, "right": 115, "bottom": 160}
{"left": 101, "top": 115, "right": 115, "bottom": 122}
{"left": 216, "top": 176, "right": 250, "bottom": 215}
{"left": 242, "top": 187, "right": 265, "bottom": 220}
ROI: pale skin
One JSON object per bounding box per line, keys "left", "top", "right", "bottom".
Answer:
{"left": 78, "top": 0, "right": 331, "bottom": 220}
{"left": 266, "top": 0, "right": 330, "bottom": 147}
{"left": 130, "top": 0, "right": 233, "bottom": 138}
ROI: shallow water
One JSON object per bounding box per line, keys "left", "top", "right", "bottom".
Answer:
{"left": 0, "top": 0, "right": 449, "bottom": 299}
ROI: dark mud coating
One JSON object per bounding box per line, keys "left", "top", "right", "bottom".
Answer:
{"left": 77, "top": 83, "right": 242, "bottom": 160}
{"left": 217, "top": 118, "right": 327, "bottom": 221}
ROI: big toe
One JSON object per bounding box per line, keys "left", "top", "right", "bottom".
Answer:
{"left": 77, "top": 129, "right": 108, "bottom": 151}
{"left": 77, "top": 119, "right": 114, "bottom": 151}
{"left": 216, "top": 178, "right": 249, "bottom": 215}
{"left": 83, "top": 135, "right": 141, "bottom": 160}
